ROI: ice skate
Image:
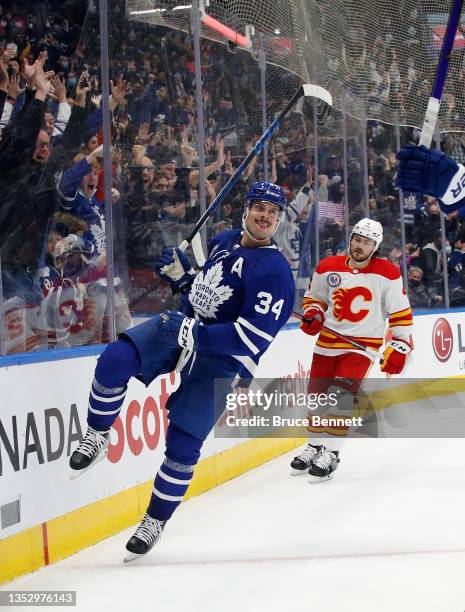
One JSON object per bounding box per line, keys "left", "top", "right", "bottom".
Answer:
{"left": 69, "top": 426, "right": 110, "bottom": 479}
{"left": 290, "top": 443, "right": 322, "bottom": 475}
{"left": 124, "top": 513, "right": 166, "bottom": 562}
{"left": 308, "top": 448, "right": 340, "bottom": 483}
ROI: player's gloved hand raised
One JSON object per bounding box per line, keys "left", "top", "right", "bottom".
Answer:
{"left": 380, "top": 338, "right": 412, "bottom": 375}
{"left": 157, "top": 310, "right": 198, "bottom": 350}
{"left": 300, "top": 305, "right": 325, "bottom": 336}
{"left": 154, "top": 248, "right": 196, "bottom": 294}
{"left": 396, "top": 145, "right": 465, "bottom": 212}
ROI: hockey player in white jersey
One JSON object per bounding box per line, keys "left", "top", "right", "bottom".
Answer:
{"left": 291, "top": 218, "right": 413, "bottom": 481}
{"left": 69, "top": 181, "right": 295, "bottom": 559}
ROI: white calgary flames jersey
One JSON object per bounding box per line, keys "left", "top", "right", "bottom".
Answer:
{"left": 303, "top": 255, "right": 413, "bottom": 357}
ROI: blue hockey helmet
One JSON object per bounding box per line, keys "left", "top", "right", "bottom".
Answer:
{"left": 243, "top": 181, "right": 286, "bottom": 242}
{"left": 246, "top": 181, "right": 287, "bottom": 212}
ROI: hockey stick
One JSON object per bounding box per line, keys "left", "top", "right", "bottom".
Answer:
{"left": 292, "top": 311, "right": 383, "bottom": 361}
{"left": 178, "top": 84, "right": 332, "bottom": 255}
{"left": 419, "top": 0, "right": 464, "bottom": 147}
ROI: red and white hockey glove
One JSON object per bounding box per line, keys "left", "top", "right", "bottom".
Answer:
{"left": 300, "top": 305, "right": 325, "bottom": 336}
{"left": 380, "top": 338, "right": 412, "bottom": 375}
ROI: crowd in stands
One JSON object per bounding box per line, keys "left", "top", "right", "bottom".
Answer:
{"left": 318, "top": 0, "right": 465, "bottom": 131}
{"left": 0, "top": 0, "right": 464, "bottom": 356}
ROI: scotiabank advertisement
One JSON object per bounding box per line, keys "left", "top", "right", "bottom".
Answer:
{"left": 1, "top": 349, "right": 275, "bottom": 538}
{"left": 0, "top": 363, "right": 180, "bottom": 537}
{"left": 0, "top": 311, "right": 464, "bottom": 538}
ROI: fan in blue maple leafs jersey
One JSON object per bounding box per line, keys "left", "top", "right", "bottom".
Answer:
{"left": 69, "top": 181, "right": 295, "bottom": 560}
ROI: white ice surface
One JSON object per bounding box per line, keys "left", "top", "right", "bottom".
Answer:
{"left": 3, "top": 436, "right": 465, "bottom": 612}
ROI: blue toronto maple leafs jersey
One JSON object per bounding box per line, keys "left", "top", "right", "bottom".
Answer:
{"left": 56, "top": 158, "right": 106, "bottom": 256}
{"left": 181, "top": 229, "right": 295, "bottom": 377}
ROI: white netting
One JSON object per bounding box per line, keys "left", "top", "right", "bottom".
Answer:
{"left": 127, "top": 0, "right": 465, "bottom": 130}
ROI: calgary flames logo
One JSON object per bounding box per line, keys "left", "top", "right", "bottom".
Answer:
{"left": 332, "top": 287, "right": 372, "bottom": 323}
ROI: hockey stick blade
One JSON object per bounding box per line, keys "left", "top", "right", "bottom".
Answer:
{"left": 301, "top": 84, "right": 332, "bottom": 107}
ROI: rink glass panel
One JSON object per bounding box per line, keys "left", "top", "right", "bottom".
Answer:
{"left": 367, "top": 121, "right": 402, "bottom": 271}
{"left": 0, "top": 4, "right": 120, "bottom": 354}
{"left": 0, "top": 1, "right": 459, "bottom": 357}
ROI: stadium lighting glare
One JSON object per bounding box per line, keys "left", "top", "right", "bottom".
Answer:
{"left": 130, "top": 8, "right": 166, "bottom": 14}
{"left": 201, "top": 13, "right": 252, "bottom": 49}
{"left": 130, "top": 4, "right": 192, "bottom": 14}
{"left": 129, "top": 2, "right": 252, "bottom": 49}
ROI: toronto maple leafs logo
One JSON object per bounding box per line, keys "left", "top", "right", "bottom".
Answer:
{"left": 403, "top": 193, "right": 417, "bottom": 211}
{"left": 90, "top": 222, "right": 106, "bottom": 254}
{"left": 189, "top": 261, "right": 233, "bottom": 319}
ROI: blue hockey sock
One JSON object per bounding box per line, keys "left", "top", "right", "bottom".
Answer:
{"left": 148, "top": 424, "right": 203, "bottom": 521}
{"left": 87, "top": 339, "right": 141, "bottom": 431}
{"left": 87, "top": 378, "right": 127, "bottom": 431}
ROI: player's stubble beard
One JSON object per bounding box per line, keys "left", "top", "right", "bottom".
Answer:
{"left": 348, "top": 244, "right": 375, "bottom": 267}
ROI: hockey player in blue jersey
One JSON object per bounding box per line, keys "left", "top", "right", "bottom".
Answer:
{"left": 69, "top": 181, "right": 295, "bottom": 560}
